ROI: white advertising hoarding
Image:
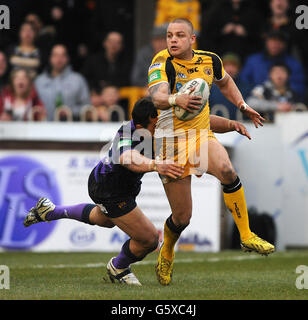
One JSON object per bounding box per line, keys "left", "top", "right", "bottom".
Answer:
{"left": 0, "top": 150, "right": 221, "bottom": 252}
{"left": 231, "top": 113, "right": 308, "bottom": 250}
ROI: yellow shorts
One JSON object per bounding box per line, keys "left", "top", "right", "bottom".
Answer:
{"left": 155, "top": 129, "right": 216, "bottom": 184}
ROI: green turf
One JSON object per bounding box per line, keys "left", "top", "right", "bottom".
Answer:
{"left": 0, "top": 250, "right": 308, "bottom": 300}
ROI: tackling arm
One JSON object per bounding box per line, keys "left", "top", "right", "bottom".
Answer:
{"left": 120, "top": 150, "right": 185, "bottom": 179}
{"left": 210, "top": 115, "right": 251, "bottom": 140}
{"left": 120, "top": 149, "right": 156, "bottom": 173}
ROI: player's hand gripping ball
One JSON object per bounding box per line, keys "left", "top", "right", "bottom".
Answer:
{"left": 174, "top": 78, "right": 209, "bottom": 121}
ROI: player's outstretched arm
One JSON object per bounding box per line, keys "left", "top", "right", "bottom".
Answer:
{"left": 214, "top": 73, "right": 265, "bottom": 128}
{"left": 210, "top": 115, "right": 251, "bottom": 140}
{"left": 149, "top": 82, "right": 202, "bottom": 112}
{"left": 120, "top": 150, "right": 184, "bottom": 179}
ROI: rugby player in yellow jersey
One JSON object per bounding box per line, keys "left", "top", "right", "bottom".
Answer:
{"left": 148, "top": 18, "right": 275, "bottom": 286}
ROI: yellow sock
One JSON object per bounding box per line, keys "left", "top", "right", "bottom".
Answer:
{"left": 161, "top": 221, "right": 180, "bottom": 260}
{"left": 223, "top": 185, "right": 252, "bottom": 241}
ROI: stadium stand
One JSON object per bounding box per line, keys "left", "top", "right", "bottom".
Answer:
{"left": 0, "top": 0, "right": 306, "bottom": 122}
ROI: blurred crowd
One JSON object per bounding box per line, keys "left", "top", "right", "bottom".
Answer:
{"left": 0, "top": 0, "right": 307, "bottom": 123}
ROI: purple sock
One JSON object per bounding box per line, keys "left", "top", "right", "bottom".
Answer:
{"left": 45, "top": 203, "right": 94, "bottom": 224}
{"left": 112, "top": 239, "right": 143, "bottom": 269}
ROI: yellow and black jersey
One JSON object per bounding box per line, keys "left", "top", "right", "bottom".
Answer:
{"left": 148, "top": 49, "right": 225, "bottom": 136}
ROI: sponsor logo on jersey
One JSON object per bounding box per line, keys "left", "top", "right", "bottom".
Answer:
{"left": 148, "top": 63, "right": 162, "bottom": 71}
{"left": 187, "top": 67, "right": 199, "bottom": 74}
{"left": 117, "top": 139, "right": 132, "bottom": 149}
{"left": 177, "top": 72, "right": 187, "bottom": 79}
{"left": 148, "top": 70, "right": 161, "bottom": 84}
{"left": 195, "top": 57, "right": 203, "bottom": 65}
{"left": 117, "top": 201, "right": 127, "bottom": 209}
{"left": 204, "top": 68, "right": 212, "bottom": 76}
{"left": 176, "top": 83, "right": 183, "bottom": 92}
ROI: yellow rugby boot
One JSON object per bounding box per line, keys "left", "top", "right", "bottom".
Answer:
{"left": 155, "top": 243, "right": 174, "bottom": 286}
{"left": 241, "top": 232, "right": 275, "bottom": 256}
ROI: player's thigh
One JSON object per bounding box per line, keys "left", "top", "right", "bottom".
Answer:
{"left": 90, "top": 205, "right": 115, "bottom": 228}
{"left": 207, "top": 138, "right": 236, "bottom": 184}
{"left": 110, "top": 206, "right": 158, "bottom": 244}
{"left": 163, "top": 175, "right": 192, "bottom": 224}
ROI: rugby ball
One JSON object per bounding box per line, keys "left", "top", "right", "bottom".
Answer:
{"left": 174, "top": 78, "right": 209, "bottom": 121}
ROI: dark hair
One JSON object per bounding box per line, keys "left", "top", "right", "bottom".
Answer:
{"left": 132, "top": 97, "right": 158, "bottom": 128}
{"left": 51, "top": 43, "right": 69, "bottom": 56}
{"left": 265, "top": 30, "right": 288, "bottom": 43}
{"left": 269, "top": 62, "right": 291, "bottom": 75}
{"left": 45, "top": 43, "right": 69, "bottom": 74}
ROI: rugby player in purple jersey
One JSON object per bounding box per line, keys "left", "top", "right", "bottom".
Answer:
{"left": 24, "top": 97, "right": 251, "bottom": 285}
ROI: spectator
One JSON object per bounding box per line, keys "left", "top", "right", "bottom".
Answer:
{"left": 0, "top": 0, "right": 38, "bottom": 50}
{"left": 81, "top": 31, "right": 131, "bottom": 88}
{"left": 240, "top": 30, "right": 306, "bottom": 100}
{"left": 35, "top": 44, "right": 90, "bottom": 121}
{"left": 209, "top": 53, "right": 252, "bottom": 120}
{"left": 130, "top": 26, "right": 167, "bottom": 87}
{"left": 87, "top": 0, "right": 135, "bottom": 56}
{"left": 264, "top": 0, "right": 293, "bottom": 35}
{"left": 201, "top": 0, "right": 264, "bottom": 60}
{"left": 0, "top": 68, "right": 46, "bottom": 121}
{"left": 0, "top": 51, "right": 9, "bottom": 91}
{"left": 90, "top": 86, "right": 103, "bottom": 108}
{"left": 8, "top": 22, "right": 41, "bottom": 79}
{"left": 78, "top": 86, "right": 103, "bottom": 122}
{"left": 24, "top": 10, "right": 89, "bottom": 73}
{"left": 44, "top": 2, "right": 91, "bottom": 69}
{"left": 262, "top": 0, "right": 302, "bottom": 55}
{"left": 24, "top": 13, "right": 57, "bottom": 70}
{"left": 95, "top": 85, "right": 125, "bottom": 122}
{"left": 247, "top": 63, "right": 306, "bottom": 121}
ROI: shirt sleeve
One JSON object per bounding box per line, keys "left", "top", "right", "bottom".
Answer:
{"left": 211, "top": 53, "right": 225, "bottom": 81}
{"left": 147, "top": 54, "right": 169, "bottom": 88}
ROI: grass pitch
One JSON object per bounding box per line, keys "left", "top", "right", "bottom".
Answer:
{"left": 0, "top": 250, "right": 308, "bottom": 300}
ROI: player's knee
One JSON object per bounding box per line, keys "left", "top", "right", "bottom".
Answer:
{"left": 142, "top": 231, "right": 159, "bottom": 252}
{"left": 101, "top": 220, "right": 115, "bottom": 228}
{"left": 219, "top": 162, "right": 236, "bottom": 184}
{"left": 94, "top": 216, "right": 115, "bottom": 228}
{"left": 173, "top": 210, "right": 192, "bottom": 228}
{"left": 149, "top": 232, "right": 160, "bottom": 252}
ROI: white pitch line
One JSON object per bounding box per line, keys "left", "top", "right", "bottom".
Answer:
{"left": 11, "top": 254, "right": 262, "bottom": 270}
